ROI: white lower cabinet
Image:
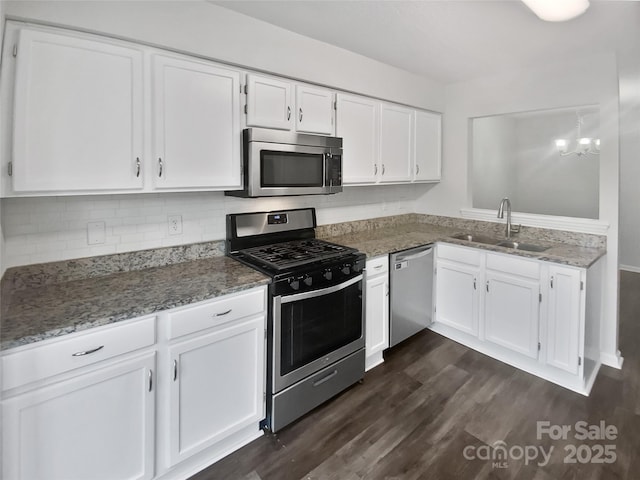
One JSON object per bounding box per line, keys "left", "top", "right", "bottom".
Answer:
{"left": 484, "top": 269, "right": 540, "bottom": 359}
{"left": 160, "top": 286, "right": 267, "bottom": 475}
{"left": 433, "top": 242, "right": 601, "bottom": 395}
{"left": 1, "top": 317, "right": 157, "bottom": 480}
{"left": 365, "top": 255, "right": 389, "bottom": 371}
{"left": 167, "top": 315, "right": 265, "bottom": 466}
{"left": 546, "top": 265, "right": 583, "bottom": 374}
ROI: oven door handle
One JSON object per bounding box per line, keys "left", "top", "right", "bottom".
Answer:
{"left": 279, "top": 274, "right": 363, "bottom": 304}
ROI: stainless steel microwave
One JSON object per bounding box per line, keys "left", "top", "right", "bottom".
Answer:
{"left": 225, "top": 128, "right": 343, "bottom": 197}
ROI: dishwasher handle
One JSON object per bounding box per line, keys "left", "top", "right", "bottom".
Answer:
{"left": 394, "top": 246, "right": 433, "bottom": 263}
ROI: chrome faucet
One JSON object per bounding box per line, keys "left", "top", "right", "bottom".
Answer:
{"left": 497, "top": 197, "right": 519, "bottom": 239}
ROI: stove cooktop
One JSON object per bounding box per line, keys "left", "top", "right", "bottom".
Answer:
{"left": 237, "top": 238, "right": 356, "bottom": 272}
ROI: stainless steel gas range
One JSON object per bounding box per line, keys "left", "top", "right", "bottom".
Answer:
{"left": 226, "top": 208, "right": 365, "bottom": 432}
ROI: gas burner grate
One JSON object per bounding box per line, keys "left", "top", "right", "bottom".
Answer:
{"left": 239, "top": 239, "right": 354, "bottom": 270}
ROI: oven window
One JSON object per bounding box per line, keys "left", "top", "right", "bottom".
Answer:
{"left": 261, "top": 151, "right": 324, "bottom": 187}
{"left": 280, "top": 280, "right": 362, "bottom": 376}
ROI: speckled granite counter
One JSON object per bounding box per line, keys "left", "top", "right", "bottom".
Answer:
{"left": 1, "top": 255, "right": 269, "bottom": 351}
{"left": 320, "top": 222, "right": 606, "bottom": 269}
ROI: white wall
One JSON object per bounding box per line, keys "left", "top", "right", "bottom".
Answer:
{"left": 416, "top": 53, "right": 621, "bottom": 368}
{"left": 513, "top": 111, "right": 599, "bottom": 219}
{"left": 472, "top": 115, "right": 517, "bottom": 210}
{"left": 618, "top": 50, "right": 640, "bottom": 272}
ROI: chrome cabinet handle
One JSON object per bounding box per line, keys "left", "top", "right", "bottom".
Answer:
{"left": 374, "top": 265, "right": 383, "bottom": 270}
{"left": 148, "top": 370, "right": 153, "bottom": 392}
{"left": 158, "top": 158, "right": 163, "bottom": 177}
{"left": 72, "top": 345, "right": 104, "bottom": 357}
{"left": 550, "top": 276, "right": 554, "bottom": 288}
{"left": 287, "top": 106, "right": 291, "bottom": 121}
{"left": 416, "top": 164, "right": 420, "bottom": 175}
{"left": 299, "top": 108, "right": 303, "bottom": 122}
{"left": 374, "top": 164, "right": 378, "bottom": 175}
{"left": 486, "top": 281, "right": 490, "bottom": 293}
{"left": 136, "top": 157, "right": 141, "bottom": 178}
{"left": 382, "top": 164, "right": 386, "bottom": 175}
{"left": 173, "top": 359, "right": 178, "bottom": 381}
{"left": 473, "top": 278, "right": 476, "bottom": 290}
{"left": 214, "top": 309, "right": 232, "bottom": 317}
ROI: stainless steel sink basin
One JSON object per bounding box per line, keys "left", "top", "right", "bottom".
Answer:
{"left": 450, "top": 233, "right": 501, "bottom": 245}
{"left": 496, "top": 240, "right": 549, "bottom": 252}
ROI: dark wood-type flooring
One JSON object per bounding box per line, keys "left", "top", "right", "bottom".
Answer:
{"left": 191, "top": 271, "right": 640, "bottom": 480}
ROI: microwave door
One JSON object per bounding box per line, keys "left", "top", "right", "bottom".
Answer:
{"left": 248, "top": 142, "right": 334, "bottom": 197}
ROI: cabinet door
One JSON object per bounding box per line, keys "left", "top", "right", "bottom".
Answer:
{"left": 336, "top": 93, "right": 379, "bottom": 184}
{"left": 546, "top": 266, "right": 583, "bottom": 374}
{"left": 12, "top": 28, "right": 144, "bottom": 192}
{"left": 2, "top": 353, "right": 155, "bottom": 480}
{"left": 365, "top": 274, "right": 389, "bottom": 359}
{"left": 152, "top": 55, "right": 241, "bottom": 189}
{"left": 168, "top": 315, "right": 265, "bottom": 466}
{"left": 484, "top": 272, "right": 540, "bottom": 358}
{"left": 435, "top": 260, "right": 480, "bottom": 336}
{"left": 246, "top": 74, "right": 292, "bottom": 130}
{"left": 295, "top": 85, "right": 334, "bottom": 135}
{"left": 414, "top": 110, "right": 441, "bottom": 182}
{"left": 379, "top": 103, "right": 413, "bottom": 183}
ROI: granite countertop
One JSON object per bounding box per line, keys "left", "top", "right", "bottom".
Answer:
{"left": 1, "top": 256, "right": 270, "bottom": 351}
{"left": 323, "top": 223, "right": 606, "bottom": 268}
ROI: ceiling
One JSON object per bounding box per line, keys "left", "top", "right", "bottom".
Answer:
{"left": 212, "top": 0, "right": 640, "bottom": 84}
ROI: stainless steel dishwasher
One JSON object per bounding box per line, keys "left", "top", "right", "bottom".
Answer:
{"left": 389, "top": 244, "right": 434, "bottom": 347}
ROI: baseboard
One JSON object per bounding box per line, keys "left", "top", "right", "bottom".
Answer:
{"left": 620, "top": 264, "right": 640, "bottom": 274}
{"left": 600, "top": 350, "right": 624, "bottom": 369}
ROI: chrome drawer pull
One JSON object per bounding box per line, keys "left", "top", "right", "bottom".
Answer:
{"left": 148, "top": 370, "right": 153, "bottom": 392}
{"left": 72, "top": 345, "right": 104, "bottom": 357}
{"left": 173, "top": 359, "right": 178, "bottom": 381}
{"left": 214, "top": 309, "right": 232, "bottom": 317}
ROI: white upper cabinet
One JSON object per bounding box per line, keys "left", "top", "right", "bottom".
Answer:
{"left": 379, "top": 103, "right": 413, "bottom": 183}
{"left": 336, "top": 93, "right": 379, "bottom": 184}
{"left": 11, "top": 28, "right": 144, "bottom": 193}
{"left": 245, "top": 74, "right": 293, "bottom": 130}
{"left": 152, "top": 54, "right": 241, "bottom": 190}
{"left": 295, "top": 85, "right": 334, "bottom": 135}
{"left": 245, "top": 75, "right": 334, "bottom": 135}
{"left": 414, "top": 110, "right": 442, "bottom": 182}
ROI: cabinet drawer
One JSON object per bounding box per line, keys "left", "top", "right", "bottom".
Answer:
{"left": 437, "top": 243, "right": 482, "bottom": 266}
{"left": 366, "top": 255, "right": 389, "bottom": 276}
{"left": 2, "top": 316, "right": 156, "bottom": 391}
{"left": 168, "top": 287, "right": 266, "bottom": 339}
{"left": 486, "top": 253, "right": 540, "bottom": 279}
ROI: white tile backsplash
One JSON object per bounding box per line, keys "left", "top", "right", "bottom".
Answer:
{"left": 1, "top": 184, "right": 428, "bottom": 268}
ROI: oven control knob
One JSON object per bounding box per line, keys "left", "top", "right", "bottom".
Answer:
{"left": 289, "top": 279, "right": 300, "bottom": 291}
{"left": 341, "top": 265, "right": 351, "bottom": 275}
{"left": 303, "top": 275, "right": 313, "bottom": 287}
{"left": 323, "top": 270, "right": 333, "bottom": 281}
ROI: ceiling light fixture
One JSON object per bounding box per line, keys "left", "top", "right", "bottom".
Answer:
{"left": 521, "top": 0, "right": 590, "bottom": 22}
{"left": 555, "top": 112, "right": 600, "bottom": 156}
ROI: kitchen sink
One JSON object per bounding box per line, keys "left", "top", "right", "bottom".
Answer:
{"left": 450, "top": 233, "right": 550, "bottom": 252}
{"left": 450, "top": 233, "right": 501, "bottom": 245}
{"left": 496, "top": 240, "right": 549, "bottom": 252}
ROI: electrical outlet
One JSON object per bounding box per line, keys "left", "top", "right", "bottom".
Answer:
{"left": 168, "top": 215, "right": 183, "bottom": 235}
{"left": 87, "top": 221, "right": 106, "bottom": 245}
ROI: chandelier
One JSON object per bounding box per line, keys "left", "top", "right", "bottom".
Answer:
{"left": 554, "top": 112, "right": 600, "bottom": 157}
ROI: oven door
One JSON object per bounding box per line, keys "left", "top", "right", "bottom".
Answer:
{"left": 272, "top": 274, "right": 364, "bottom": 393}
{"left": 247, "top": 141, "right": 342, "bottom": 197}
